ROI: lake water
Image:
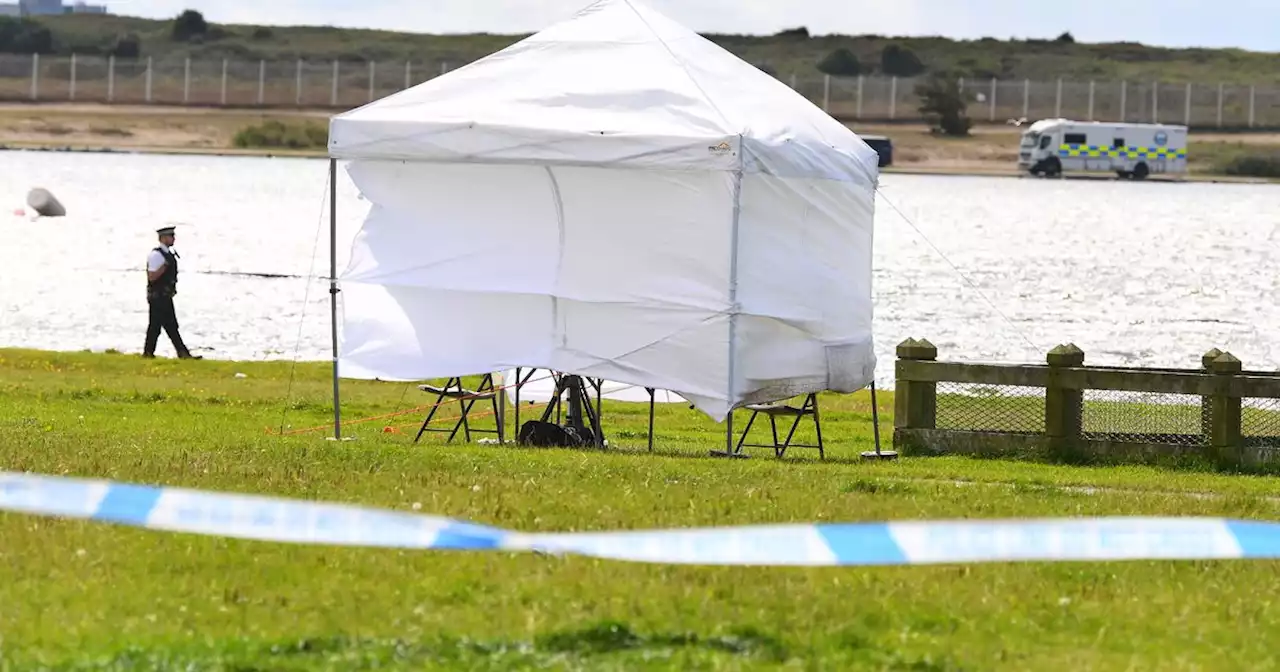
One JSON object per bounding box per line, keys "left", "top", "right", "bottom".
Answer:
{"left": 3, "top": 150, "right": 1279, "bottom": 386}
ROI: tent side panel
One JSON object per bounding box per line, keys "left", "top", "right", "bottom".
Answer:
{"left": 732, "top": 174, "right": 877, "bottom": 404}
{"left": 337, "top": 159, "right": 737, "bottom": 419}
{"left": 339, "top": 282, "right": 555, "bottom": 381}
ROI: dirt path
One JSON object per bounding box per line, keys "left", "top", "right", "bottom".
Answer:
{"left": 1, "top": 104, "right": 1277, "bottom": 179}
{"left": 0, "top": 103, "right": 327, "bottom": 152}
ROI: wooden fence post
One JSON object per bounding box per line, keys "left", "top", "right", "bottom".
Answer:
{"left": 894, "top": 338, "right": 937, "bottom": 430}
{"left": 1206, "top": 351, "right": 1242, "bottom": 469}
{"left": 1045, "top": 344, "right": 1084, "bottom": 460}
{"left": 1201, "top": 348, "right": 1222, "bottom": 441}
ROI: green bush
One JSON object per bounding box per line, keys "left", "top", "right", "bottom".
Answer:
{"left": 109, "top": 32, "right": 141, "bottom": 59}
{"left": 916, "top": 72, "right": 972, "bottom": 137}
{"left": 232, "top": 120, "right": 328, "bottom": 150}
{"left": 1219, "top": 153, "right": 1280, "bottom": 178}
{"left": 0, "top": 17, "right": 54, "bottom": 54}
{"left": 881, "top": 43, "right": 925, "bottom": 77}
{"left": 817, "top": 47, "right": 861, "bottom": 77}
{"left": 172, "top": 9, "right": 208, "bottom": 42}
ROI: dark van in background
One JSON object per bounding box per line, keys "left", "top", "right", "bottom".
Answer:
{"left": 860, "top": 135, "right": 893, "bottom": 167}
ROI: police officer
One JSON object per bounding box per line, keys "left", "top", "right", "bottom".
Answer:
{"left": 144, "top": 226, "right": 201, "bottom": 359}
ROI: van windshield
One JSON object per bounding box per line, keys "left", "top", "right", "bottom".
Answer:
{"left": 1020, "top": 132, "right": 1038, "bottom": 148}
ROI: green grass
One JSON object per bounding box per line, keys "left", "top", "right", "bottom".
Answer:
{"left": 1190, "top": 141, "right": 1280, "bottom": 178}
{"left": 20, "top": 13, "right": 1280, "bottom": 84}
{"left": 232, "top": 119, "right": 328, "bottom": 150}
{"left": 3, "top": 348, "right": 1280, "bottom": 669}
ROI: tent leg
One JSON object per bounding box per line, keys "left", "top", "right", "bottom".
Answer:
{"left": 595, "top": 378, "right": 604, "bottom": 448}
{"left": 328, "top": 157, "right": 342, "bottom": 441}
{"left": 514, "top": 367, "right": 521, "bottom": 443}
{"left": 711, "top": 407, "right": 748, "bottom": 459}
{"left": 497, "top": 373, "right": 506, "bottom": 442}
{"left": 647, "top": 387, "right": 655, "bottom": 452}
{"left": 862, "top": 382, "right": 897, "bottom": 461}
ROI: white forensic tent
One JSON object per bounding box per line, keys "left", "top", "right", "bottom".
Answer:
{"left": 326, "top": 0, "right": 881, "bottom": 423}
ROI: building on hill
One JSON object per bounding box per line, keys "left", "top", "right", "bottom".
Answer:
{"left": 0, "top": 0, "right": 107, "bottom": 15}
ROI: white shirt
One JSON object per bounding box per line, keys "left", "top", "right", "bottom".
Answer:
{"left": 147, "top": 245, "right": 174, "bottom": 272}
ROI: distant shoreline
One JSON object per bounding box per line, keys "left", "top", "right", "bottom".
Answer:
{"left": 4, "top": 143, "right": 1273, "bottom": 186}
{"left": 2, "top": 103, "right": 1276, "bottom": 185}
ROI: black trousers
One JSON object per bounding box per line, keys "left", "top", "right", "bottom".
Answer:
{"left": 144, "top": 295, "right": 190, "bottom": 357}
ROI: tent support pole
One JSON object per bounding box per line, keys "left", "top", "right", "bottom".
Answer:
{"left": 727, "top": 163, "right": 747, "bottom": 455}
{"left": 329, "top": 157, "right": 342, "bottom": 440}
{"left": 720, "top": 152, "right": 745, "bottom": 458}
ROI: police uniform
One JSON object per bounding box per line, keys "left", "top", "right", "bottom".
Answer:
{"left": 144, "top": 226, "right": 200, "bottom": 359}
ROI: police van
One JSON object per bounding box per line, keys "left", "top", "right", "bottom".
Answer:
{"left": 1017, "top": 119, "right": 1188, "bottom": 180}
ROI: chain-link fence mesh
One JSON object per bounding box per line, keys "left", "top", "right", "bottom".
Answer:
{"left": 1243, "top": 397, "right": 1280, "bottom": 439}
{"left": 1, "top": 53, "right": 1277, "bottom": 127}
{"left": 936, "top": 382, "right": 1044, "bottom": 434}
{"left": 1081, "top": 390, "right": 1205, "bottom": 446}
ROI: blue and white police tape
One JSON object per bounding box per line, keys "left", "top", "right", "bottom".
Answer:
{"left": 2, "top": 470, "right": 1280, "bottom": 566}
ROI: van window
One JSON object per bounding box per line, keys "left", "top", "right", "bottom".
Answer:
{"left": 1064, "top": 133, "right": 1087, "bottom": 145}
{"left": 1113, "top": 138, "right": 1125, "bottom": 148}
{"left": 1039, "top": 135, "right": 1052, "bottom": 149}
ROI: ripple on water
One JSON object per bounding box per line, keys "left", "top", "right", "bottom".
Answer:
{"left": 3, "top": 152, "right": 1279, "bottom": 384}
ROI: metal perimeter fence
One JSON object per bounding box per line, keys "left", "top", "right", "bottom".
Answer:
{"left": 0, "top": 53, "right": 1277, "bottom": 128}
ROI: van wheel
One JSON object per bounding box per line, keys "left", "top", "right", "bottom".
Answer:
{"left": 1132, "top": 163, "right": 1150, "bottom": 180}
{"left": 1116, "top": 170, "right": 1131, "bottom": 179}
{"left": 1043, "top": 157, "right": 1062, "bottom": 178}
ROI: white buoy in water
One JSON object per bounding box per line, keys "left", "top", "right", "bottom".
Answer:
{"left": 26, "top": 188, "right": 66, "bottom": 217}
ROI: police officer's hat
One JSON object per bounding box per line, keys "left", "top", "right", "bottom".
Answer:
{"left": 156, "top": 226, "right": 177, "bottom": 236}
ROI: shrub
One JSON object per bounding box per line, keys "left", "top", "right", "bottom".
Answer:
{"left": 232, "top": 120, "right": 329, "bottom": 150}
{"left": 817, "top": 48, "right": 861, "bottom": 77}
{"left": 1219, "top": 153, "right": 1280, "bottom": 178}
{"left": 916, "top": 72, "right": 972, "bottom": 136}
{"left": 0, "top": 17, "right": 54, "bottom": 54}
{"left": 881, "top": 43, "right": 925, "bottom": 77}
{"left": 774, "top": 27, "right": 809, "bottom": 40}
{"left": 172, "top": 9, "right": 208, "bottom": 42}
{"left": 109, "top": 32, "right": 141, "bottom": 59}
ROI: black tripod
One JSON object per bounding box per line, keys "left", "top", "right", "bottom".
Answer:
{"left": 537, "top": 374, "right": 605, "bottom": 448}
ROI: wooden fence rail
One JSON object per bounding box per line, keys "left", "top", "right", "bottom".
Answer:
{"left": 892, "top": 338, "right": 1280, "bottom": 471}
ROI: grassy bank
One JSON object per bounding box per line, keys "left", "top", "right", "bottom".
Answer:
{"left": 4, "top": 103, "right": 1280, "bottom": 182}
{"left": 232, "top": 118, "right": 328, "bottom": 150}
{"left": 1189, "top": 140, "right": 1280, "bottom": 178}
{"left": 2, "top": 348, "right": 1280, "bottom": 669}
{"left": 19, "top": 13, "right": 1280, "bottom": 84}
